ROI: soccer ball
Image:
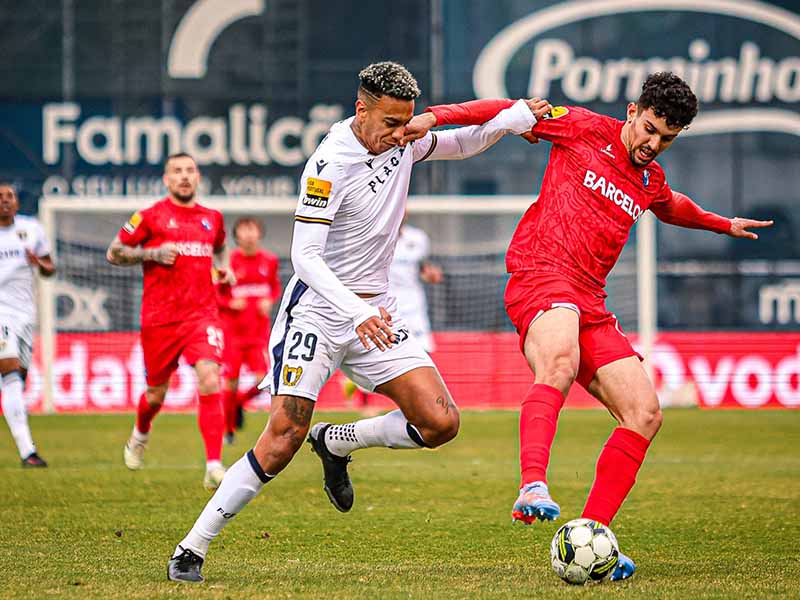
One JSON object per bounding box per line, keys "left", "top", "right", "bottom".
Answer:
{"left": 550, "top": 518, "right": 619, "bottom": 585}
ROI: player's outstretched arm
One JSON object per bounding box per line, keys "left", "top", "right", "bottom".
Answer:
{"left": 106, "top": 235, "right": 177, "bottom": 266}
{"left": 25, "top": 250, "right": 56, "bottom": 277}
{"left": 415, "top": 99, "right": 538, "bottom": 162}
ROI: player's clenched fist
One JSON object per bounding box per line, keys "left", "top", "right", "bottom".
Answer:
{"left": 153, "top": 242, "right": 179, "bottom": 265}
{"left": 356, "top": 306, "right": 396, "bottom": 351}
{"left": 525, "top": 97, "right": 553, "bottom": 121}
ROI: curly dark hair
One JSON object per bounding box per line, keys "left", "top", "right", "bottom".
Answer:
{"left": 637, "top": 72, "right": 698, "bottom": 129}
{"left": 358, "top": 61, "right": 420, "bottom": 101}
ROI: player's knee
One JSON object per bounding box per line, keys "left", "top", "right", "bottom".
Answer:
{"left": 539, "top": 354, "right": 578, "bottom": 392}
{"left": 196, "top": 371, "right": 220, "bottom": 394}
{"left": 624, "top": 401, "right": 662, "bottom": 440}
{"left": 420, "top": 408, "right": 460, "bottom": 448}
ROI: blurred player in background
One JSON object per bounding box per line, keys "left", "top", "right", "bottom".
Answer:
{"left": 343, "top": 217, "right": 443, "bottom": 413}
{"left": 107, "top": 153, "right": 232, "bottom": 490}
{"left": 0, "top": 184, "right": 55, "bottom": 467}
{"left": 167, "top": 61, "right": 548, "bottom": 583}
{"left": 389, "top": 216, "right": 443, "bottom": 353}
{"left": 409, "top": 72, "right": 773, "bottom": 580}
{"left": 216, "top": 217, "right": 281, "bottom": 444}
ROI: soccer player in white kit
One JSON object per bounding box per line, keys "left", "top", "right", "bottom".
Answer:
{"left": 0, "top": 184, "right": 55, "bottom": 467}
{"left": 389, "top": 220, "right": 442, "bottom": 353}
{"left": 168, "top": 62, "right": 546, "bottom": 583}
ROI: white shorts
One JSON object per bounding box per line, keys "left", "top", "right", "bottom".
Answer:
{"left": 267, "top": 279, "right": 435, "bottom": 401}
{"left": 0, "top": 318, "right": 34, "bottom": 368}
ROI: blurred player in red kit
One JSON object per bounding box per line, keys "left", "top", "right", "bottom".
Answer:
{"left": 407, "top": 72, "right": 773, "bottom": 580}
{"left": 216, "top": 217, "right": 281, "bottom": 444}
{"left": 107, "top": 152, "right": 233, "bottom": 490}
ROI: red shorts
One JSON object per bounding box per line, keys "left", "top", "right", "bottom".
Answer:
{"left": 222, "top": 339, "right": 269, "bottom": 379}
{"left": 504, "top": 272, "right": 640, "bottom": 389}
{"left": 141, "top": 319, "right": 225, "bottom": 386}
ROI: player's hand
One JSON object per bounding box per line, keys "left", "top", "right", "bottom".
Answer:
{"left": 399, "top": 112, "right": 437, "bottom": 146}
{"left": 525, "top": 97, "right": 553, "bottom": 121}
{"left": 230, "top": 297, "right": 247, "bottom": 311}
{"left": 421, "top": 263, "right": 444, "bottom": 284}
{"left": 215, "top": 267, "right": 236, "bottom": 285}
{"left": 154, "top": 242, "right": 179, "bottom": 265}
{"left": 519, "top": 131, "right": 540, "bottom": 144}
{"left": 728, "top": 217, "right": 774, "bottom": 240}
{"left": 258, "top": 298, "right": 274, "bottom": 316}
{"left": 356, "top": 309, "right": 396, "bottom": 351}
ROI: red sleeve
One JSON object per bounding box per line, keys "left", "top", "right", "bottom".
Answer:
{"left": 117, "top": 210, "right": 151, "bottom": 247}
{"left": 650, "top": 190, "right": 731, "bottom": 234}
{"left": 425, "top": 99, "right": 516, "bottom": 126}
{"left": 529, "top": 106, "right": 597, "bottom": 144}
{"left": 269, "top": 254, "right": 281, "bottom": 301}
{"left": 214, "top": 212, "right": 226, "bottom": 251}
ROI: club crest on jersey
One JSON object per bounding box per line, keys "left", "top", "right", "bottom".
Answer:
{"left": 542, "top": 106, "right": 569, "bottom": 120}
{"left": 123, "top": 211, "right": 142, "bottom": 234}
{"left": 16, "top": 229, "right": 27, "bottom": 241}
{"left": 642, "top": 170, "right": 650, "bottom": 188}
{"left": 303, "top": 177, "right": 332, "bottom": 208}
{"left": 282, "top": 365, "right": 303, "bottom": 386}
{"left": 201, "top": 218, "right": 212, "bottom": 230}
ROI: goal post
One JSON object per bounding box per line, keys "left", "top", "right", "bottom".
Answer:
{"left": 37, "top": 194, "right": 656, "bottom": 413}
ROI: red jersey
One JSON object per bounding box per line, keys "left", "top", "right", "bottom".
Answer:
{"left": 427, "top": 101, "right": 730, "bottom": 291}
{"left": 217, "top": 248, "right": 281, "bottom": 345}
{"left": 118, "top": 197, "right": 226, "bottom": 327}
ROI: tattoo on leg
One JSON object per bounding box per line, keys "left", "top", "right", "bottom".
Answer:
{"left": 283, "top": 397, "right": 313, "bottom": 426}
{"left": 435, "top": 396, "right": 454, "bottom": 415}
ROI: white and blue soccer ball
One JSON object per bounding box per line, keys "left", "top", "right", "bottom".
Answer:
{"left": 550, "top": 518, "right": 619, "bottom": 585}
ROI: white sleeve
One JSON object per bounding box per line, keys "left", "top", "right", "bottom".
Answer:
{"left": 33, "top": 220, "right": 51, "bottom": 256}
{"left": 414, "top": 99, "right": 536, "bottom": 162}
{"left": 291, "top": 161, "right": 380, "bottom": 329}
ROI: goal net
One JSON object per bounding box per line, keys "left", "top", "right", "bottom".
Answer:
{"left": 35, "top": 195, "right": 649, "bottom": 413}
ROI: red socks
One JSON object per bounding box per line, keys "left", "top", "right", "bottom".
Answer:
{"left": 135, "top": 393, "right": 162, "bottom": 433}
{"left": 197, "top": 392, "right": 224, "bottom": 462}
{"left": 582, "top": 427, "right": 650, "bottom": 525}
{"left": 241, "top": 385, "right": 261, "bottom": 401}
{"left": 519, "top": 384, "right": 565, "bottom": 486}
{"left": 223, "top": 389, "right": 238, "bottom": 435}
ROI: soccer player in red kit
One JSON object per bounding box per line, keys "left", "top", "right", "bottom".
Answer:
{"left": 107, "top": 152, "right": 233, "bottom": 490}
{"left": 217, "top": 217, "right": 281, "bottom": 444}
{"left": 406, "top": 72, "right": 772, "bottom": 579}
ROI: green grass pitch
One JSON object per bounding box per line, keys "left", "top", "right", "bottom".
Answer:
{"left": 0, "top": 409, "right": 797, "bottom": 599}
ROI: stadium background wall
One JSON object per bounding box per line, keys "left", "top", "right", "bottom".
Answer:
{"left": 0, "top": 0, "right": 797, "bottom": 411}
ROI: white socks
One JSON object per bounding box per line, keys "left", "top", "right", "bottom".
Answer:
{"left": 1, "top": 372, "right": 35, "bottom": 459}
{"left": 177, "top": 451, "right": 273, "bottom": 558}
{"left": 323, "top": 409, "right": 426, "bottom": 457}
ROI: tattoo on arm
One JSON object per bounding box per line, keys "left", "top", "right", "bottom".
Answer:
{"left": 282, "top": 396, "right": 314, "bottom": 426}
{"left": 107, "top": 238, "right": 155, "bottom": 266}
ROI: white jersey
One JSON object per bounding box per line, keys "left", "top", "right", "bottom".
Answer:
{"left": 389, "top": 225, "right": 432, "bottom": 344}
{"left": 289, "top": 100, "right": 536, "bottom": 330}
{"left": 0, "top": 216, "right": 50, "bottom": 321}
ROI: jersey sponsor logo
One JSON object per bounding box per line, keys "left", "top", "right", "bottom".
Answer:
{"left": 0, "top": 248, "right": 23, "bottom": 260}
{"left": 123, "top": 211, "right": 142, "bottom": 234}
{"left": 367, "top": 151, "right": 402, "bottom": 194}
{"left": 232, "top": 283, "right": 271, "bottom": 298}
{"left": 582, "top": 169, "right": 643, "bottom": 221}
{"left": 542, "top": 106, "right": 568, "bottom": 120}
{"left": 473, "top": 1, "right": 800, "bottom": 139}
{"left": 174, "top": 241, "right": 214, "bottom": 257}
{"left": 282, "top": 365, "right": 303, "bottom": 386}
{"left": 303, "top": 177, "right": 332, "bottom": 208}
